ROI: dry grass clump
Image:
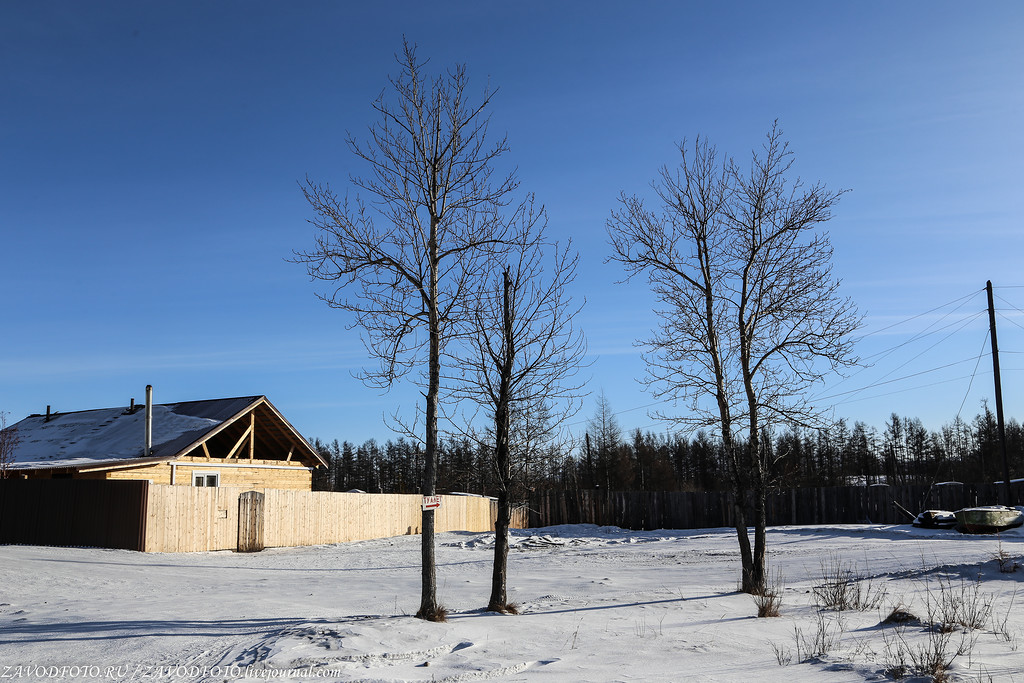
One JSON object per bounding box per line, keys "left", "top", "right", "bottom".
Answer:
{"left": 751, "top": 570, "right": 784, "bottom": 618}
{"left": 882, "top": 605, "right": 919, "bottom": 626}
{"left": 490, "top": 602, "right": 520, "bottom": 615}
{"left": 754, "top": 589, "right": 782, "bottom": 618}
{"left": 415, "top": 603, "right": 449, "bottom": 622}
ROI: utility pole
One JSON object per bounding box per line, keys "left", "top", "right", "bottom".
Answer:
{"left": 986, "top": 281, "right": 1013, "bottom": 506}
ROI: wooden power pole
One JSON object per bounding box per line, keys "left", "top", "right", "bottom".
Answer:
{"left": 986, "top": 280, "right": 1014, "bottom": 505}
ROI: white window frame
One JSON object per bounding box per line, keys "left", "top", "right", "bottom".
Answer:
{"left": 192, "top": 471, "right": 220, "bottom": 487}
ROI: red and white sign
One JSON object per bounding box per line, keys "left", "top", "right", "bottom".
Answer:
{"left": 422, "top": 495, "right": 442, "bottom": 511}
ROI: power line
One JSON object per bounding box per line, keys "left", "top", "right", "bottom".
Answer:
{"left": 858, "top": 309, "right": 985, "bottom": 363}
{"left": 572, "top": 286, "right": 1018, "bottom": 432}
{"left": 829, "top": 374, "right": 977, "bottom": 407}
{"left": 821, "top": 293, "right": 984, "bottom": 399}
{"left": 815, "top": 312, "right": 984, "bottom": 404}
{"left": 814, "top": 355, "right": 988, "bottom": 402}
{"left": 995, "top": 309, "right": 1024, "bottom": 334}
{"left": 955, "top": 329, "right": 991, "bottom": 421}
{"left": 854, "top": 288, "right": 982, "bottom": 340}
{"left": 994, "top": 292, "right": 1024, "bottom": 314}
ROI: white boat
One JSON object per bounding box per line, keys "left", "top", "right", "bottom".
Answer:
{"left": 912, "top": 509, "right": 957, "bottom": 529}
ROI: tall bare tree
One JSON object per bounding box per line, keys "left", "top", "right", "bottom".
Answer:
{"left": 608, "top": 124, "right": 860, "bottom": 593}
{"left": 294, "top": 42, "right": 523, "bottom": 620}
{"left": 0, "top": 411, "right": 20, "bottom": 478}
{"left": 453, "top": 216, "right": 586, "bottom": 612}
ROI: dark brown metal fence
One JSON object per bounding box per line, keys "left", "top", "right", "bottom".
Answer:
{"left": 0, "top": 479, "right": 149, "bottom": 551}
{"left": 528, "top": 482, "right": 1024, "bottom": 530}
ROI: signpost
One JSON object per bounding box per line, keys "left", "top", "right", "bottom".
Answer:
{"left": 422, "top": 495, "right": 442, "bottom": 511}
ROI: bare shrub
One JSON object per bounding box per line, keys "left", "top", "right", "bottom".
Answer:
{"left": 754, "top": 590, "right": 782, "bottom": 618}
{"left": 933, "top": 575, "right": 991, "bottom": 632}
{"left": 883, "top": 574, "right": 983, "bottom": 680}
{"left": 752, "top": 570, "right": 784, "bottom": 618}
{"left": 992, "top": 589, "right": 1018, "bottom": 649}
{"left": 813, "top": 554, "right": 887, "bottom": 612}
{"left": 994, "top": 539, "right": 1020, "bottom": 574}
{"left": 769, "top": 640, "right": 792, "bottom": 666}
{"left": 793, "top": 611, "right": 845, "bottom": 663}
{"left": 882, "top": 622, "right": 965, "bottom": 683}
{"left": 881, "top": 625, "right": 910, "bottom": 680}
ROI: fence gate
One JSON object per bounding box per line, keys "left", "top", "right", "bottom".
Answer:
{"left": 237, "top": 491, "right": 265, "bottom": 552}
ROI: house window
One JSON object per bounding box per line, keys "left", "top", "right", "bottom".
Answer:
{"left": 193, "top": 472, "right": 220, "bottom": 487}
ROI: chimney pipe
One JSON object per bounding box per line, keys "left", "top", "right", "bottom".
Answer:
{"left": 130, "top": 398, "right": 135, "bottom": 413}
{"left": 145, "top": 385, "right": 153, "bottom": 456}
{"left": 45, "top": 405, "right": 51, "bottom": 422}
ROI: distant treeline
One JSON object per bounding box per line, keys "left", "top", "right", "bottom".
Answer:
{"left": 311, "top": 405, "right": 1024, "bottom": 495}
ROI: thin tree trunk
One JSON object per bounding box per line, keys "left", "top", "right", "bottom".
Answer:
{"left": 731, "top": 478, "right": 755, "bottom": 591}
{"left": 488, "top": 268, "right": 514, "bottom": 612}
{"left": 752, "top": 483, "right": 767, "bottom": 592}
{"left": 417, "top": 257, "right": 441, "bottom": 620}
{"left": 489, "top": 489, "right": 511, "bottom": 610}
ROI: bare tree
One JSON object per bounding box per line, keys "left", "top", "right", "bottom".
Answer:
{"left": 454, "top": 220, "right": 586, "bottom": 613}
{"left": 293, "top": 41, "right": 523, "bottom": 621}
{"left": 607, "top": 124, "right": 860, "bottom": 593}
{"left": 0, "top": 411, "right": 20, "bottom": 478}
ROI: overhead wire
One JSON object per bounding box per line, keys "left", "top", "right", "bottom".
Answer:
{"left": 994, "top": 292, "right": 1024, "bottom": 315}
{"left": 572, "top": 286, "right": 1020, "bottom": 433}
{"left": 996, "top": 312, "right": 1024, "bottom": 334}
{"left": 812, "top": 311, "right": 985, "bottom": 405}
{"left": 813, "top": 290, "right": 984, "bottom": 400}
{"left": 829, "top": 374, "right": 976, "bottom": 407}
{"left": 814, "top": 355, "right": 988, "bottom": 402}
{"left": 853, "top": 289, "right": 981, "bottom": 341}
{"left": 955, "top": 329, "right": 991, "bottom": 421}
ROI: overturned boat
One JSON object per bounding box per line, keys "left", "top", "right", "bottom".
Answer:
{"left": 953, "top": 506, "right": 1024, "bottom": 534}
{"left": 912, "top": 509, "right": 957, "bottom": 529}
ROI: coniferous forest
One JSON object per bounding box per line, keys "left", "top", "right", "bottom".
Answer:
{"left": 311, "top": 403, "right": 1024, "bottom": 496}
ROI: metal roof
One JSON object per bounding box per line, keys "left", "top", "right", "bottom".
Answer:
{"left": 6, "top": 395, "right": 324, "bottom": 472}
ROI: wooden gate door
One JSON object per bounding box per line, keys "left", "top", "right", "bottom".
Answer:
{"left": 237, "top": 490, "right": 265, "bottom": 552}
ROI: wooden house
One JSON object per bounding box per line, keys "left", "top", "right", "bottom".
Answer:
{"left": 5, "top": 392, "right": 326, "bottom": 490}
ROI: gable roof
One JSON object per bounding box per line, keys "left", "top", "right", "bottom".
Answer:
{"left": 6, "top": 396, "right": 326, "bottom": 472}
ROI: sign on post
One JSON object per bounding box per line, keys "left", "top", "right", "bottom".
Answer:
{"left": 422, "top": 495, "right": 442, "bottom": 511}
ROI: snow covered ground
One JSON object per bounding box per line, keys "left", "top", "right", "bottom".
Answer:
{"left": 2, "top": 524, "right": 1023, "bottom": 682}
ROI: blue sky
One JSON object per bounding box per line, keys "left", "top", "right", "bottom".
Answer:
{"left": 2, "top": 2, "right": 1023, "bottom": 445}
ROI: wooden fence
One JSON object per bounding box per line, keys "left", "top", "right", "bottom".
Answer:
{"left": 528, "top": 482, "right": 1024, "bottom": 530}
{"left": 143, "top": 486, "right": 526, "bottom": 552}
{"left": 0, "top": 479, "right": 148, "bottom": 551}
{"left": 9, "top": 479, "right": 1017, "bottom": 553}
{"left": 0, "top": 480, "right": 525, "bottom": 553}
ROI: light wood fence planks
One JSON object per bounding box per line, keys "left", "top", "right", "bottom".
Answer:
{"left": 143, "top": 486, "right": 526, "bottom": 552}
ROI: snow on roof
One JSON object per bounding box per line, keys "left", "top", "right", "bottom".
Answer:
{"left": 7, "top": 398, "right": 259, "bottom": 471}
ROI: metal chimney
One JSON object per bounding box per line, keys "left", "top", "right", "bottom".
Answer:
{"left": 145, "top": 385, "right": 153, "bottom": 456}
